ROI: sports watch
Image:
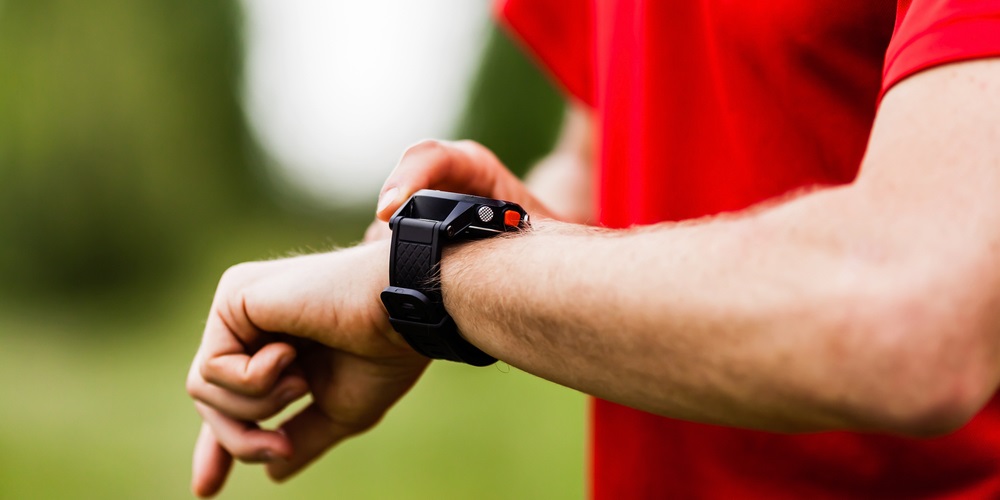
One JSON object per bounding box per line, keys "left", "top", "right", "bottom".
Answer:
{"left": 379, "top": 189, "right": 530, "bottom": 366}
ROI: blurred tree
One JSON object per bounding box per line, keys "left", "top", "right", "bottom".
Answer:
{"left": 454, "top": 25, "right": 566, "bottom": 178}
{"left": 0, "top": 7, "right": 566, "bottom": 294}
{"left": 0, "top": 0, "right": 265, "bottom": 291}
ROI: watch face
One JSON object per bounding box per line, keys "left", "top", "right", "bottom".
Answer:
{"left": 414, "top": 189, "right": 503, "bottom": 206}
{"left": 407, "top": 195, "right": 457, "bottom": 220}
{"left": 398, "top": 190, "right": 528, "bottom": 239}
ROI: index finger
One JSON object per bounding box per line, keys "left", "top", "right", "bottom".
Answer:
{"left": 192, "top": 422, "right": 233, "bottom": 498}
{"left": 198, "top": 307, "right": 296, "bottom": 397}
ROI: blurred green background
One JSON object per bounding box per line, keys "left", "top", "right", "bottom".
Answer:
{"left": 0, "top": 1, "right": 582, "bottom": 498}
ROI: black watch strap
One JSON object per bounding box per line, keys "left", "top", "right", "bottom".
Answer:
{"left": 391, "top": 218, "right": 440, "bottom": 294}
{"left": 382, "top": 218, "right": 496, "bottom": 366}
{"left": 380, "top": 190, "right": 528, "bottom": 366}
{"left": 381, "top": 287, "right": 496, "bottom": 366}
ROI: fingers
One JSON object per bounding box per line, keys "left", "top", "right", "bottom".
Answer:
{"left": 188, "top": 341, "right": 305, "bottom": 495}
{"left": 190, "top": 262, "right": 298, "bottom": 497}
{"left": 193, "top": 343, "right": 300, "bottom": 461}
{"left": 195, "top": 402, "right": 294, "bottom": 462}
{"left": 192, "top": 423, "right": 233, "bottom": 498}
{"left": 375, "top": 139, "right": 557, "bottom": 223}
{"left": 375, "top": 139, "right": 505, "bottom": 221}
{"left": 190, "top": 339, "right": 307, "bottom": 431}
{"left": 189, "top": 371, "right": 309, "bottom": 422}
{"left": 267, "top": 350, "right": 429, "bottom": 481}
{"left": 200, "top": 341, "right": 297, "bottom": 397}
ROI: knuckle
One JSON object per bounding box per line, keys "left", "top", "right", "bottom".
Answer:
{"left": 405, "top": 138, "right": 447, "bottom": 159}
{"left": 219, "top": 262, "right": 257, "bottom": 288}
{"left": 198, "top": 358, "right": 219, "bottom": 386}
{"left": 219, "top": 261, "right": 275, "bottom": 294}
{"left": 452, "top": 139, "right": 482, "bottom": 151}
{"left": 185, "top": 374, "right": 203, "bottom": 399}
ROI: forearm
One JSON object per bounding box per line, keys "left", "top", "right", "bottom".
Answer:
{"left": 441, "top": 174, "right": 999, "bottom": 437}
{"left": 439, "top": 59, "right": 1000, "bottom": 436}
{"left": 442, "top": 191, "right": 864, "bottom": 433}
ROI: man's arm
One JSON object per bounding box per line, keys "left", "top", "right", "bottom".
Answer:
{"left": 440, "top": 58, "right": 1000, "bottom": 436}
{"left": 523, "top": 103, "right": 593, "bottom": 224}
{"left": 188, "top": 58, "right": 1000, "bottom": 495}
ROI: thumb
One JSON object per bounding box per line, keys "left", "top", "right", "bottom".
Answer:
{"left": 375, "top": 185, "right": 403, "bottom": 222}
{"left": 375, "top": 140, "right": 502, "bottom": 222}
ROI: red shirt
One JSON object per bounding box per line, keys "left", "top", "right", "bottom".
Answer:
{"left": 497, "top": 0, "right": 1000, "bottom": 498}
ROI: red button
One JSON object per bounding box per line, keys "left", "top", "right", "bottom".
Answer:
{"left": 503, "top": 210, "right": 521, "bottom": 227}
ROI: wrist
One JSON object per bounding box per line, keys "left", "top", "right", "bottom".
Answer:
{"left": 439, "top": 219, "right": 589, "bottom": 356}
{"left": 358, "top": 239, "right": 410, "bottom": 348}
{"left": 380, "top": 190, "right": 529, "bottom": 365}
{"left": 320, "top": 239, "right": 404, "bottom": 351}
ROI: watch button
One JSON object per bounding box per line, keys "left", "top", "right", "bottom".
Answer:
{"left": 477, "top": 205, "right": 494, "bottom": 222}
{"left": 503, "top": 209, "right": 521, "bottom": 227}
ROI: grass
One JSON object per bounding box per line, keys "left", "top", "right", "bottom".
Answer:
{"left": 0, "top": 211, "right": 585, "bottom": 499}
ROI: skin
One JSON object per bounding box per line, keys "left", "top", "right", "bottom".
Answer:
{"left": 187, "top": 58, "right": 1000, "bottom": 497}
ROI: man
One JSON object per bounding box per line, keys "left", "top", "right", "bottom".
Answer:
{"left": 187, "top": 0, "right": 1000, "bottom": 497}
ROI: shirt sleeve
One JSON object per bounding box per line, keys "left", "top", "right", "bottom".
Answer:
{"left": 882, "top": 0, "right": 1000, "bottom": 98}
{"left": 494, "top": 0, "right": 595, "bottom": 106}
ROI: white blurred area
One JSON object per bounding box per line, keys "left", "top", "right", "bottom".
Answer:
{"left": 241, "top": 1, "right": 489, "bottom": 206}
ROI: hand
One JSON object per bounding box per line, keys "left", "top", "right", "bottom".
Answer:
{"left": 186, "top": 242, "right": 429, "bottom": 497}
{"left": 363, "top": 139, "right": 558, "bottom": 243}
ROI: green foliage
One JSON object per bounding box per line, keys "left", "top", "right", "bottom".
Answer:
{"left": 0, "top": 0, "right": 264, "bottom": 290}
{"left": 0, "top": 5, "right": 566, "bottom": 293}
{"left": 455, "top": 26, "right": 566, "bottom": 178}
